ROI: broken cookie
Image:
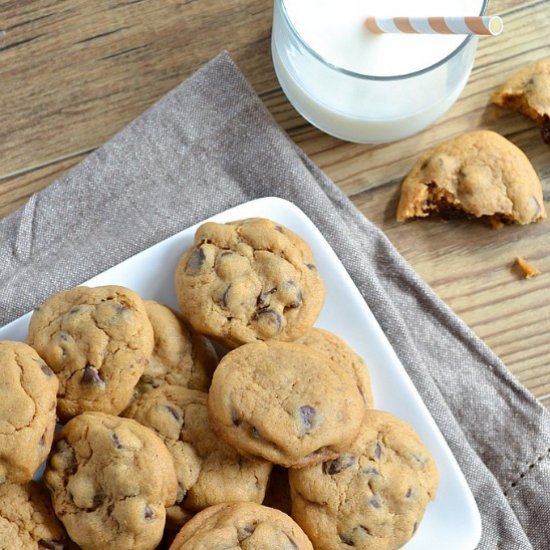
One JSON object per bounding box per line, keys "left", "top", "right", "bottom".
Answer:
{"left": 491, "top": 57, "right": 550, "bottom": 143}
{"left": 396, "top": 131, "right": 546, "bottom": 226}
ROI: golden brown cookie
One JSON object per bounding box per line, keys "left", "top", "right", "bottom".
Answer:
{"left": 134, "top": 301, "right": 217, "bottom": 397}
{"left": 207, "top": 341, "right": 365, "bottom": 468}
{"left": 0, "top": 341, "right": 58, "bottom": 485}
{"left": 44, "top": 412, "right": 177, "bottom": 550}
{"left": 289, "top": 410, "right": 438, "bottom": 550}
{"left": 168, "top": 502, "right": 313, "bottom": 549}
{"left": 174, "top": 218, "right": 326, "bottom": 348}
{"left": 491, "top": 58, "right": 550, "bottom": 143}
{"left": 297, "top": 328, "right": 374, "bottom": 407}
{"left": 0, "top": 481, "right": 70, "bottom": 549}
{"left": 27, "top": 285, "right": 154, "bottom": 420}
{"left": 396, "top": 130, "right": 546, "bottom": 226}
{"left": 124, "top": 386, "right": 271, "bottom": 529}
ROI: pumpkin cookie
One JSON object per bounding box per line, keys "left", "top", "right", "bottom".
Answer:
{"left": 174, "top": 218, "right": 325, "bottom": 348}
{"left": 0, "top": 341, "right": 58, "bottom": 485}
{"left": 289, "top": 410, "right": 438, "bottom": 550}
{"left": 0, "top": 481, "right": 70, "bottom": 550}
{"left": 125, "top": 386, "right": 271, "bottom": 529}
{"left": 134, "top": 301, "right": 217, "bottom": 397}
{"left": 297, "top": 328, "right": 374, "bottom": 407}
{"left": 207, "top": 341, "right": 365, "bottom": 468}
{"left": 396, "top": 131, "right": 546, "bottom": 226}
{"left": 27, "top": 285, "right": 154, "bottom": 419}
{"left": 169, "top": 502, "right": 313, "bottom": 549}
{"left": 44, "top": 412, "right": 177, "bottom": 550}
{"left": 491, "top": 58, "right": 550, "bottom": 143}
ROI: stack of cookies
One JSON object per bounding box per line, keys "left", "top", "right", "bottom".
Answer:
{"left": 0, "top": 217, "right": 438, "bottom": 550}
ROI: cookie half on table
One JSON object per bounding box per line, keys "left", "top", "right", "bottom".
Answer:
{"left": 124, "top": 385, "right": 272, "bottom": 529}
{"left": 0, "top": 341, "right": 58, "bottom": 485}
{"left": 168, "top": 502, "right": 313, "bottom": 550}
{"left": 396, "top": 130, "right": 546, "bottom": 226}
{"left": 174, "top": 218, "right": 326, "bottom": 348}
{"left": 491, "top": 57, "right": 550, "bottom": 143}
{"left": 289, "top": 410, "right": 438, "bottom": 550}
{"left": 207, "top": 340, "right": 366, "bottom": 468}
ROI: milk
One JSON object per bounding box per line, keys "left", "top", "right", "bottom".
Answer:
{"left": 272, "top": 0, "right": 484, "bottom": 143}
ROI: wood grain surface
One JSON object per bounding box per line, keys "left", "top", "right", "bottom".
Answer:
{"left": 1, "top": 0, "right": 549, "bottom": 408}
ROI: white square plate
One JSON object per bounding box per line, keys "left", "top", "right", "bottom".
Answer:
{"left": 0, "top": 197, "right": 481, "bottom": 549}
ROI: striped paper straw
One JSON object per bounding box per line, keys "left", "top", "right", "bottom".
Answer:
{"left": 365, "top": 16, "right": 504, "bottom": 36}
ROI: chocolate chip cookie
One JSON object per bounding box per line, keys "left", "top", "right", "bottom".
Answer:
{"left": 297, "top": 328, "right": 374, "bottom": 408}
{"left": 134, "top": 300, "right": 217, "bottom": 397}
{"left": 44, "top": 412, "right": 177, "bottom": 550}
{"left": 0, "top": 481, "right": 70, "bottom": 549}
{"left": 289, "top": 410, "right": 438, "bottom": 550}
{"left": 27, "top": 285, "right": 154, "bottom": 419}
{"left": 125, "top": 385, "right": 271, "bottom": 529}
{"left": 491, "top": 57, "right": 550, "bottom": 143}
{"left": 208, "top": 341, "right": 365, "bottom": 468}
{"left": 0, "top": 341, "right": 58, "bottom": 485}
{"left": 396, "top": 130, "right": 546, "bottom": 226}
{"left": 169, "top": 502, "right": 313, "bottom": 549}
{"left": 174, "top": 218, "right": 326, "bottom": 348}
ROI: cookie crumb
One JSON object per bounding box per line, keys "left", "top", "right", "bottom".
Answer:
{"left": 515, "top": 257, "right": 541, "bottom": 279}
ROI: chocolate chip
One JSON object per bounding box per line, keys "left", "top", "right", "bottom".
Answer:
{"left": 90, "top": 494, "right": 103, "bottom": 510}
{"left": 541, "top": 115, "right": 550, "bottom": 144}
{"left": 112, "top": 432, "right": 123, "bottom": 450}
{"left": 299, "top": 405, "right": 316, "bottom": 432}
{"left": 374, "top": 443, "right": 382, "bottom": 459}
{"left": 81, "top": 365, "right": 105, "bottom": 389}
{"left": 257, "top": 288, "right": 276, "bottom": 307}
{"left": 186, "top": 247, "right": 206, "bottom": 274}
{"left": 231, "top": 410, "right": 242, "bottom": 426}
{"left": 165, "top": 405, "right": 181, "bottom": 422}
{"left": 237, "top": 523, "right": 257, "bottom": 541}
{"left": 339, "top": 532, "right": 354, "bottom": 546}
{"left": 405, "top": 487, "right": 417, "bottom": 499}
{"left": 250, "top": 426, "right": 261, "bottom": 439}
{"left": 69, "top": 306, "right": 81, "bottom": 315}
{"left": 323, "top": 453, "right": 356, "bottom": 475}
{"left": 306, "top": 263, "right": 317, "bottom": 271}
{"left": 363, "top": 467, "right": 379, "bottom": 476}
{"left": 340, "top": 526, "right": 371, "bottom": 546}
{"left": 275, "top": 225, "right": 284, "bottom": 233}
{"left": 288, "top": 290, "right": 303, "bottom": 309}
{"left": 144, "top": 504, "right": 154, "bottom": 520}
{"left": 59, "top": 332, "right": 69, "bottom": 341}
{"left": 38, "top": 541, "right": 64, "bottom": 550}
{"left": 252, "top": 308, "right": 283, "bottom": 334}
{"left": 369, "top": 495, "right": 382, "bottom": 508}
{"left": 221, "top": 285, "right": 231, "bottom": 308}
{"left": 40, "top": 363, "right": 54, "bottom": 377}
{"left": 285, "top": 534, "right": 298, "bottom": 549}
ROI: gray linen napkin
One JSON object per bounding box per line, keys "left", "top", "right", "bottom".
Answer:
{"left": 1, "top": 52, "right": 549, "bottom": 549}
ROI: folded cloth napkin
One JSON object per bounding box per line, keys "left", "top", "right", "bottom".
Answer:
{"left": 1, "top": 52, "right": 549, "bottom": 549}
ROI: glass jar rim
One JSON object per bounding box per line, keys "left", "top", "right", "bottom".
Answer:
{"left": 278, "top": 0, "right": 488, "bottom": 81}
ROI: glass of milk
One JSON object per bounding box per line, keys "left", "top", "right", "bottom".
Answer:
{"left": 272, "top": 0, "right": 487, "bottom": 143}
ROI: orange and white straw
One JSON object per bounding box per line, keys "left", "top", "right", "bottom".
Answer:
{"left": 365, "top": 16, "right": 504, "bottom": 36}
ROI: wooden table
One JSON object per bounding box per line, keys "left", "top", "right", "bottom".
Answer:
{"left": 1, "top": 0, "right": 549, "bottom": 408}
